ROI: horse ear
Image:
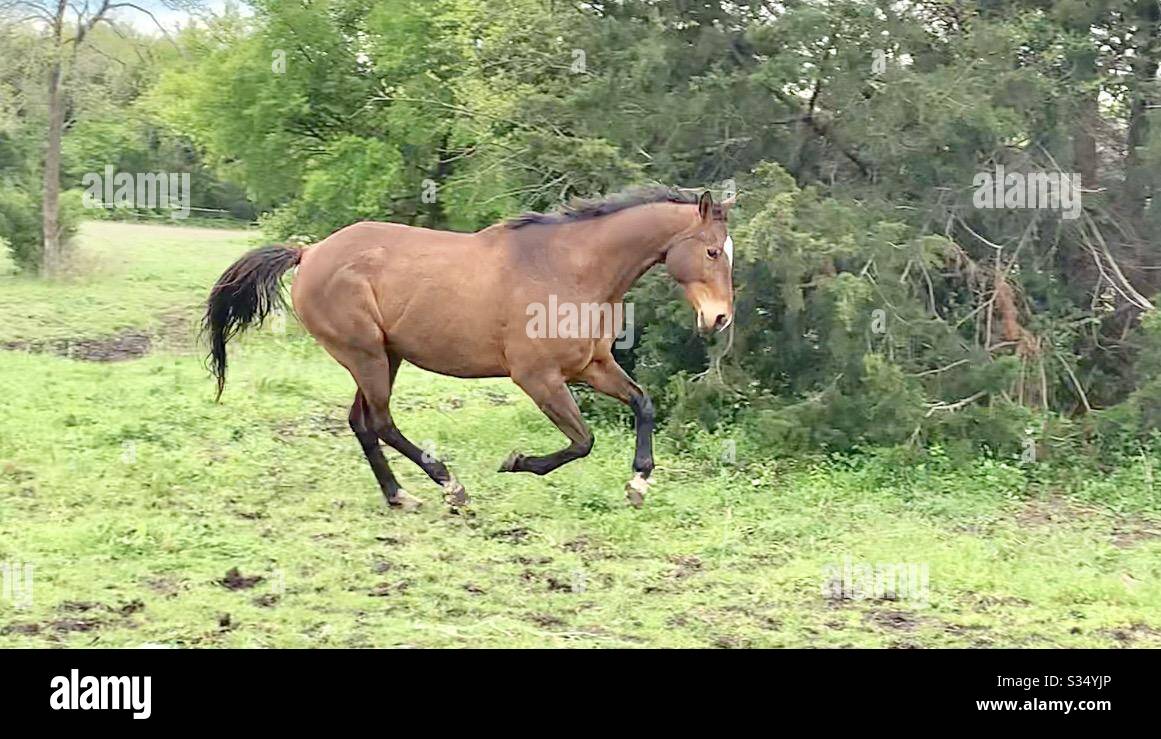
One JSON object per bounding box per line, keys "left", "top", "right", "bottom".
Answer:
{"left": 698, "top": 190, "right": 714, "bottom": 221}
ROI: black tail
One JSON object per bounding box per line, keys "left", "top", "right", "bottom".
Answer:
{"left": 202, "top": 244, "right": 303, "bottom": 400}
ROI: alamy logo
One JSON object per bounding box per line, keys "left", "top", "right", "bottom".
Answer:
{"left": 971, "top": 165, "right": 1081, "bottom": 220}
{"left": 821, "top": 557, "right": 930, "bottom": 605}
{"left": 81, "top": 165, "right": 191, "bottom": 219}
{"left": 1, "top": 561, "right": 33, "bottom": 608}
{"left": 525, "top": 295, "right": 635, "bottom": 349}
{"left": 49, "top": 670, "right": 151, "bottom": 719}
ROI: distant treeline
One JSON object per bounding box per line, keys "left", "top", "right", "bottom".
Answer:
{"left": 4, "top": 0, "right": 1161, "bottom": 458}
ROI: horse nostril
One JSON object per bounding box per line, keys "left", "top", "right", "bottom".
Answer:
{"left": 713, "top": 314, "right": 729, "bottom": 331}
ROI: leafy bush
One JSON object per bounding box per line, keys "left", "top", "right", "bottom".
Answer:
{"left": 0, "top": 185, "right": 84, "bottom": 272}
{"left": 0, "top": 235, "right": 16, "bottom": 276}
{"left": 0, "top": 185, "right": 41, "bottom": 269}
{"left": 260, "top": 136, "right": 405, "bottom": 242}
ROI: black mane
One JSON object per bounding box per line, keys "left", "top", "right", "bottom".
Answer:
{"left": 506, "top": 186, "right": 717, "bottom": 229}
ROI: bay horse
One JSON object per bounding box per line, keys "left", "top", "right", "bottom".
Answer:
{"left": 203, "top": 187, "right": 734, "bottom": 510}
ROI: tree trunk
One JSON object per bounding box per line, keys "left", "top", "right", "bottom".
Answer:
{"left": 1061, "top": 15, "right": 1100, "bottom": 293}
{"left": 41, "top": 45, "right": 64, "bottom": 275}
{"left": 1067, "top": 9, "right": 1100, "bottom": 191}
{"left": 1072, "top": 97, "right": 1098, "bottom": 190}
{"left": 1125, "top": 1, "right": 1160, "bottom": 226}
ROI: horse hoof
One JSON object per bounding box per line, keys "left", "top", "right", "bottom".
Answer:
{"left": 388, "top": 489, "right": 424, "bottom": 511}
{"left": 498, "top": 451, "right": 524, "bottom": 473}
{"left": 443, "top": 479, "right": 470, "bottom": 508}
{"left": 625, "top": 473, "right": 651, "bottom": 509}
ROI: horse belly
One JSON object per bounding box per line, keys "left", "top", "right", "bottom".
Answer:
{"left": 393, "top": 336, "right": 508, "bottom": 378}
{"left": 381, "top": 297, "right": 508, "bottom": 378}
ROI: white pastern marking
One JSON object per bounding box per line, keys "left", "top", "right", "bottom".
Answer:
{"left": 723, "top": 235, "right": 734, "bottom": 266}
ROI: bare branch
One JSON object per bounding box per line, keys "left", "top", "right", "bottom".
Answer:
{"left": 925, "top": 391, "right": 987, "bottom": 417}
{"left": 104, "top": 2, "right": 177, "bottom": 46}
{"left": 1081, "top": 211, "right": 1155, "bottom": 311}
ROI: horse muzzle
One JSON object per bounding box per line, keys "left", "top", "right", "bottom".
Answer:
{"left": 696, "top": 307, "right": 733, "bottom": 335}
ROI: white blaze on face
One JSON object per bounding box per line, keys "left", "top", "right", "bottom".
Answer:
{"left": 723, "top": 235, "right": 734, "bottom": 267}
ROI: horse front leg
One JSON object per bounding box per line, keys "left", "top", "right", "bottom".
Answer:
{"left": 578, "top": 354, "right": 655, "bottom": 508}
{"left": 499, "top": 371, "right": 594, "bottom": 476}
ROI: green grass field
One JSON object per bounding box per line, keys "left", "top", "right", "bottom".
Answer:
{"left": 1, "top": 221, "right": 1159, "bottom": 647}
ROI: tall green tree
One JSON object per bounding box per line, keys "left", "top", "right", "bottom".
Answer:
{"left": 147, "top": 0, "right": 1161, "bottom": 453}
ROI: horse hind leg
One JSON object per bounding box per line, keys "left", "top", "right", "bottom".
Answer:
{"left": 348, "top": 390, "right": 423, "bottom": 511}
{"left": 346, "top": 349, "right": 470, "bottom": 509}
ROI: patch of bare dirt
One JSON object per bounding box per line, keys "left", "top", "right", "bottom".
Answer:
{"left": 545, "top": 575, "right": 576, "bottom": 592}
{"left": 527, "top": 613, "right": 566, "bottom": 628}
{"left": 1111, "top": 524, "right": 1161, "bottom": 548}
{"left": 488, "top": 526, "right": 532, "bottom": 544}
{"left": 1098, "top": 623, "right": 1161, "bottom": 645}
{"left": 0, "top": 623, "right": 43, "bottom": 636}
{"left": 143, "top": 576, "right": 183, "bottom": 598}
{"left": 865, "top": 609, "right": 922, "bottom": 632}
{"left": 50, "top": 618, "right": 102, "bottom": 633}
{"left": 1016, "top": 494, "right": 1161, "bottom": 548}
{"left": 2, "top": 329, "right": 152, "bottom": 362}
{"left": 514, "top": 554, "right": 552, "bottom": 565}
{"left": 482, "top": 390, "right": 515, "bottom": 406}
{"left": 2, "top": 301, "right": 210, "bottom": 363}
{"left": 940, "top": 622, "right": 995, "bottom": 645}
{"left": 668, "top": 554, "right": 703, "bottom": 579}
{"left": 153, "top": 310, "right": 200, "bottom": 354}
{"left": 1, "top": 610, "right": 126, "bottom": 638}
{"left": 217, "top": 567, "right": 264, "bottom": 590}
{"left": 1016, "top": 495, "right": 1102, "bottom": 527}
{"left": 641, "top": 555, "right": 705, "bottom": 594}
{"left": 369, "top": 580, "right": 410, "bottom": 597}
{"left": 889, "top": 639, "right": 924, "bottom": 649}
{"left": 58, "top": 599, "right": 144, "bottom": 617}
{"left": 274, "top": 412, "right": 350, "bottom": 438}
{"left": 966, "top": 594, "right": 1033, "bottom": 613}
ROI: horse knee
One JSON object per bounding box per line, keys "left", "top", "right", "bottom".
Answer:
{"left": 631, "top": 393, "right": 654, "bottom": 426}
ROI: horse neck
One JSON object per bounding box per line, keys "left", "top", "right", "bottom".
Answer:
{"left": 566, "top": 203, "right": 694, "bottom": 303}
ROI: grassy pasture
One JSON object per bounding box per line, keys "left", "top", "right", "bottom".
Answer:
{"left": 0, "top": 221, "right": 1159, "bottom": 647}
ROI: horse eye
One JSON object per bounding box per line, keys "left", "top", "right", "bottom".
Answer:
{"left": 707, "top": 247, "right": 721, "bottom": 259}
